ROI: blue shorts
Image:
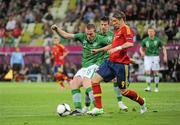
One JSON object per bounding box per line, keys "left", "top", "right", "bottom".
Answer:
{"left": 54, "top": 65, "right": 63, "bottom": 75}
{"left": 97, "top": 60, "right": 130, "bottom": 89}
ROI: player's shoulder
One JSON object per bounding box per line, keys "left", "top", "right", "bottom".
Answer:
{"left": 106, "top": 30, "right": 114, "bottom": 34}
{"left": 154, "top": 36, "right": 160, "bottom": 41}
{"left": 107, "top": 30, "right": 114, "bottom": 36}
{"left": 121, "top": 25, "right": 133, "bottom": 35}
{"left": 142, "top": 36, "right": 149, "bottom": 41}
{"left": 58, "top": 43, "right": 65, "bottom": 48}
{"left": 96, "top": 34, "right": 105, "bottom": 39}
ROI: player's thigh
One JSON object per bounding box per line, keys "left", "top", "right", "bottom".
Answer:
{"left": 144, "top": 56, "right": 153, "bottom": 72}
{"left": 152, "top": 56, "right": 160, "bottom": 71}
{"left": 91, "top": 73, "right": 104, "bottom": 84}
{"left": 96, "top": 60, "right": 115, "bottom": 83}
{"left": 82, "top": 77, "right": 91, "bottom": 88}
{"left": 114, "top": 63, "right": 130, "bottom": 89}
{"left": 69, "top": 76, "right": 83, "bottom": 89}
{"left": 84, "top": 64, "right": 99, "bottom": 79}
{"left": 74, "top": 68, "right": 85, "bottom": 78}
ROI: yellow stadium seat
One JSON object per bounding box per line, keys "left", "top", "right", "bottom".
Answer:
{"left": 34, "top": 23, "right": 44, "bottom": 36}
{"left": 20, "top": 31, "right": 32, "bottom": 44}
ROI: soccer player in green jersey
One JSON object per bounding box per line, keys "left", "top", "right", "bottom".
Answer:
{"left": 51, "top": 23, "right": 111, "bottom": 115}
{"left": 140, "top": 27, "right": 167, "bottom": 92}
{"left": 83, "top": 16, "right": 128, "bottom": 112}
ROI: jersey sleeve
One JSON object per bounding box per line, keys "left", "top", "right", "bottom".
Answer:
{"left": 74, "top": 33, "right": 84, "bottom": 43}
{"left": 123, "top": 26, "right": 134, "bottom": 43}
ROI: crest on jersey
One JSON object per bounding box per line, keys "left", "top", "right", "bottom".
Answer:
{"left": 154, "top": 40, "right": 158, "bottom": 46}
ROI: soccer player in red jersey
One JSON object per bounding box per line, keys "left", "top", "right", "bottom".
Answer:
{"left": 51, "top": 36, "right": 69, "bottom": 88}
{"left": 87, "top": 11, "right": 147, "bottom": 115}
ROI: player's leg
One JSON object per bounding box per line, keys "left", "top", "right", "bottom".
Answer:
{"left": 12, "top": 64, "right": 19, "bottom": 81}
{"left": 113, "top": 81, "right": 128, "bottom": 111}
{"left": 116, "top": 64, "right": 147, "bottom": 114}
{"left": 82, "top": 64, "right": 99, "bottom": 113}
{"left": 87, "top": 60, "right": 115, "bottom": 115}
{"left": 82, "top": 77, "right": 95, "bottom": 113}
{"left": 83, "top": 91, "right": 91, "bottom": 112}
{"left": 144, "top": 56, "right": 152, "bottom": 91}
{"left": 54, "top": 65, "right": 64, "bottom": 88}
{"left": 152, "top": 56, "right": 160, "bottom": 92}
{"left": 87, "top": 73, "right": 104, "bottom": 115}
{"left": 69, "top": 76, "right": 83, "bottom": 115}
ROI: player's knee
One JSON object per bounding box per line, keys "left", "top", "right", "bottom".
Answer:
{"left": 91, "top": 74, "right": 102, "bottom": 84}
{"left": 69, "top": 78, "right": 82, "bottom": 89}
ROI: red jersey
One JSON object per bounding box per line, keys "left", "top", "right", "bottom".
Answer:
{"left": 109, "top": 25, "right": 134, "bottom": 64}
{"left": 51, "top": 44, "right": 65, "bottom": 66}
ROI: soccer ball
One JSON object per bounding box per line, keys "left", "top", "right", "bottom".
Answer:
{"left": 57, "top": 103, "right": 71, "bottom": 116}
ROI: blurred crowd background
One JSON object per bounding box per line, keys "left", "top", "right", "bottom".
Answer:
{"left": 0, "top": 0, "right": 179, "bottom": 82}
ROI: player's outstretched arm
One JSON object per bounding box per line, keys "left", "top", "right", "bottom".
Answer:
{"left": 108, "top": 42, "right": 134, "bottom": 54}
{"left": 91, "top": 44, "right": 112, "bottom": 54}
{"left": 51, "top": 24, "right": 74, "bottom": 39}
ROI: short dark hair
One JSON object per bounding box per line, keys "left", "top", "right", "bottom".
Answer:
{"left": 100, "top": 16, "right": 109, "bottom": 23}
{"left": 112, "top": 11, "right": 126, "bottom": 21}
{"left": 86, "top": 23, "right": 96, "bottom": 31}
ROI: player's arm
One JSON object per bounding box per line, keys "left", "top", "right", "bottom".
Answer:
{"left": 139, "top": 39, "right": 146, "bottom": 57}
{"left": 91, "top": 44, "right": 112, "bottom": 54}
{"left": 108, "top": 27, "right": 134, "bottom": 54}
{"left": 108, "top": 42, "right": 134, "bottom": 54}
{"left": 139, "top": 46, "right": 145, "bottom": 57}
{"left": 162, "top": 46, "right": 167, "bottom": 63}
{"left": 51, "top": 25, "right": 74, "bottom": 39}
{"left": 62, "top": 47, "right": 69, "bottom": 59}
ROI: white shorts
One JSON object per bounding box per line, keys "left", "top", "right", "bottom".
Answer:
{"left": 144, "top": 56, "right": 160, "bottom": 71}
{"left": 74, "top": 64, "right": 99, "bottom": 79}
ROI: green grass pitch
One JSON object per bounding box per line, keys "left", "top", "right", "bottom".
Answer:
{"left": 0, "top": 82, "right": 180, "bottom": 125}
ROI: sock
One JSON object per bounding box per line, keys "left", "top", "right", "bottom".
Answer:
{"left": 86, "top": 87, "right": 95, "bottom": 107}
{"left": 146, "top": 74, "right": 151, "bottom": 87}
{"left": 71, "top": 89, "right": 82, "bottom": 110}
{"left": 92, "top": 83, "right": 102, "bottom": 108}
{"left": 55, "top": 73, "right": 65, "bottom": 87}
{"left": 85, "top": 91, "right": 90, "bottom": 107}
{"left": 113, "top": 82, "right": 122, "bottom": 101}
{"left": 122, "top": 89, "right": 144, "bottom": 105}
{"left": 59, "top": 81, "right": 64, "bottom": 88}
{"left": 154, "top": 74, "right": 159, "bottom": 88}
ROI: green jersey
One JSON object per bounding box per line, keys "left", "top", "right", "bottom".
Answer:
{"left": 141, "top": 36, "right": 163, "bottom": 56}
{"left": 74, "top": 33, "right": 111, "bottom": 67}
{"left": 97, "top": 31, "right": 114, "bottom": 60}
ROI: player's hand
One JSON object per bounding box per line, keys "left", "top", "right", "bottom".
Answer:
{"left": 91, "top": 49, "right": 99, "bottom": 54}
{"left": 51, "top": 24, "right": 58, "bottom": 31}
